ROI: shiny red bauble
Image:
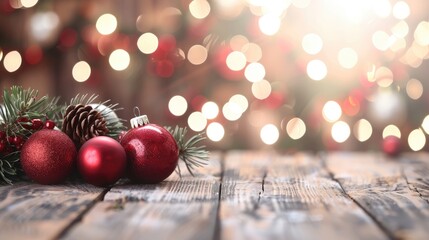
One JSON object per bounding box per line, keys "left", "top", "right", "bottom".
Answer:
{"left": 382, "top": 136, "right": 402, "bottom": 157}
{"left": 21, "top": 129, "right": 77, "bottom": 184}
{"left": 120, "top": 124, "right": 179, "bottom": 184}
{"left": 78, "top": 136, "right": 127, "bottom": 187}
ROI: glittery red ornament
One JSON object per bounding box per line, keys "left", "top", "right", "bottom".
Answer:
{"left": 382, "top": 136, "right": 401, "bottom": 157}
{"left": 78, "top": 136, "right": 127, "bottom": 187}
{"left": 20, "top": 130, "right": 77, "bottom": 184}
{"left": 120, "top": 115, "right": 179, "bottom": 184}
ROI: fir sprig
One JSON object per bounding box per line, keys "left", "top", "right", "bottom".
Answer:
{"left": 0, "top": 86, "right": 62, "bottom": 184}
{"left": 165, "top": 126, "right": 209, "bottom": 177}
{"left": 65, "top": 94, "right": 127, "bottom": 139}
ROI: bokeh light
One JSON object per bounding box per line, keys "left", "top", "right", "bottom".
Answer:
{"left": 260, "top": 124, "right": 279, "bottom": 145}
{"left": 258, "top": 14, "right": 281, "bottom": 36}
{"left": 188, "top": 111, "right": 207, "bottom": 132}
{"left": 226, "top": 51, "right": 247, "bottom": 71}
{"left": 207, "top": 122, "right": 224, "bottom": 142}
{"left": 252, "top": 80, "right": 271, "bottom": 100}
{"left": 337, "top": 48, "right": 358, "bottom": 69}
{"left": 302, "top": 33, "right": 323, "bottom": 55}
{"left": 229, "top": 94, "right": 249, "bottom": 112}
{"left": 322, "top": 101, "right": 342, "bottom": 123}
{"left": 187, "top": 45, "right": 208, "bottom": 65}
{"left": 331, "top": 121, "right": 351, "bottom": 143}
{"left": 414, "top": 21, "right": 429, "bottom": 46}
{"left": 242, "top": 43, "right": 262, "bottom": 62}
{"left": 189, "top": 0, "right": 211, "bottom": 19}
{"left": 406, "top": 79, "right": 423, "bottom": 100}
{"left": 137, "top": 33, "right": 159, "bottom": 54}
{"left": 307, "top": 59, "right": 327, "bottom": 81}
{"left": 245, "top": 62, "right": 265, "bottom": 82}
{"left": 202, "top": 101, "right": 219, "bottom": 119}
{"left": 392, "top": 1, "right": 410, "bottom": 20}
{"left": 21, "top": 0, "right": 38, "bottom": 8}
{"left": 109, "top": 49, "right": 130, "bottom": 71}
{"left": 223, "top": 102, "right": 242, "bottom": 121}
{"left": 3, "top": 51, "right": 22, "bottom": 73}
{"left": 168, "top": 95, "right": 188, "bottom": 116}
{"left": 72, "top": 61, "right": 91, "bottom": 82}
{"left": 286, "top": 118, "right": 306, "bottom": 140}
{"left": 96, "top": 13, "right": 117, "bottom": 35}
{"left": 353, "top": 119, "right": 372, "bottom": 142}
{"left": 421, "top": 115, "right": 429, "bottom": 135}
{"left": 408, "top": 128, "right": 426, "bottom": 151}
{"left": 383, "top": 125, "right": 401, "bottom": 139}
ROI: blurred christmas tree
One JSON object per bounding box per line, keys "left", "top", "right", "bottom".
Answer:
{"left": 1, "top": 0, "right": 429, "bottom": 152}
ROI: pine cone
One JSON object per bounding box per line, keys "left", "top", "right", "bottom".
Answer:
{"left": 62, "top": 104, "right": 108, "bottom": 145}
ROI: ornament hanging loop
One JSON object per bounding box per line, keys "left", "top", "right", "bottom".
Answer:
{"left": 130, "top": 107, "right": 149, "bottom": 128}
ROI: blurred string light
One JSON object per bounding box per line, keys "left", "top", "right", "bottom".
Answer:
{"left": 337, "top": 48, "right": 358, "bottom": 69}
{"left": 406, "top": 79, "right": 423, "bottom": 100}
{"left": 286, "top": 117, "right": 306, "bottom": 140}
{"left": 252, "top": 79, "right": 271, "bottom": 100}
{"left": 189, "top": 0, "right": 211, "bottom": 19}
{"left": 72, "top": 61, "right": 91, "bottom": 82}
{"left": 260, "top": 124, "right": 279, "bottom": 145}
{"left": 306, "top": 60, "right": 327, "bottom": 81}
{"left": 109, "top": 49, "right": 130, "bottom": 71}
{"left": 187, "top": 45, "right": 208, "bottom": 65}
{"left": 331, "top": 121, "right": 351, "bottom": 143}
{"left": 207, "top": 122, "right": 224, "bottom": 142}
{"left": 30, "top": 12, "right": 59, "bottom": 42}
{"left": 422, "top": 115, "right": 429, "bottom": 135}
{"left": 322, "top": 101, "right": 342, "bottom": 123}
{"left": 302, "top": 33, "right": 323, "bottom": 55}
{"left": 96, "top": 14, "right": 117, "bottom": 35}
{"left": 245, "top": 62, "right": 265, "bottom": 82}
{"left": 201, "top": 101, "right": 219, "bottom": 119}
{"left": 408, "top": 128, "right": 426, "bottom": 151}
{"left": 242, "top": 43, "right": 262, "bottom": 62}
{"left": 353, "top": 119, "right": 372, "bottom": 142}
{"left": 383, "top": 124, "right": 401, "bottom": 139}
{"left": 3, "top": 51, "right": 22, "bottom": 73}
{"left": 188, "top": 111, "right": 207, "bottom": 132}
{"left": 0, "top": 49, "right": 3, "bottom": 61}
{"left": 168, "top": 95, "right": 188, "bottom": 116}
{"left": 20, "top": 0, "right": 38, "bottom": 8}
{"left": 137, "top": 33, "right": 159, "bottom": 54}
{"left": 226, "top": 51, "right": 247, "bottom": 71}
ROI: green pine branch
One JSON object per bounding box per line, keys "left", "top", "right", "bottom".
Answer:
{"left": 165, "top": 126, "right": 209, "bottom": 177}
{"left": 0, "top": 86, "right": 62, "bottom": 184}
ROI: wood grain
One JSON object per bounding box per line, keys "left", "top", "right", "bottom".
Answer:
{"left": 325, "top": 152, "right": 429, "bottom": 240}
{"left": 0, "top": 182, "right": 104, "bottom": 240}
{"left": 63, "top": 152, "right": 222, "bottom": 240}
{"left": 401, "top": 152, "right": 429, "bottom": 203}
{"left": 219, "top": 151, "right": 387, "bottom": 240}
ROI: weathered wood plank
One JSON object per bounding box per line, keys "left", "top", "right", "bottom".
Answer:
{"left": 326, "top": 152, "right": 429, "bottom": 240}
{"left": 401, "top": 152, "right": 429, "bottom": 203}
{"left": 219, "top": 151, "right": 387, "bottom": 240}
{"left": 0, "top": 182, "right": 104, "bottom": 240}
{"left": 63, "top": 152, "right": 222, "bottom": 240}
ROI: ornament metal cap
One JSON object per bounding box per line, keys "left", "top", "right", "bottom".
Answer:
{"left": 130, "top": 107, "right": 149, "bottom": 128}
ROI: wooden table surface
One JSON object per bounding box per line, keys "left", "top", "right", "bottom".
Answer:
{"left": 1, "top": 151, "right": 429, "bottom": 240}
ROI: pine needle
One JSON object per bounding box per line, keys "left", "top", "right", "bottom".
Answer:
{"left": 165, "top": 126, "right": 209, "bottom": 177}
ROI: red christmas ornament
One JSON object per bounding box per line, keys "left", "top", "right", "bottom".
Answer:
{"left": 120, "top": 115, "right": 179, "bottom": 184}
{"left": 20, "top": 129, "right": 77, "bottom": 184}
{"left": 78, "top": 136, "right": 126, "bottom": 187}
{"left": 382, "top": 136, "right": 401, "bottom": 157}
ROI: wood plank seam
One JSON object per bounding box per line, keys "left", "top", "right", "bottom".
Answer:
{"left": 401, "top": 165, "right": 429, "bottom": 206}
{"left": 55, "top": 187, "right": 111, "bottom": 239}
{"left": 319, "top": 153, "right": 397, "bottom": 240}
{"left": 213, "top": 152, "right": 225, "bottom": 240}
